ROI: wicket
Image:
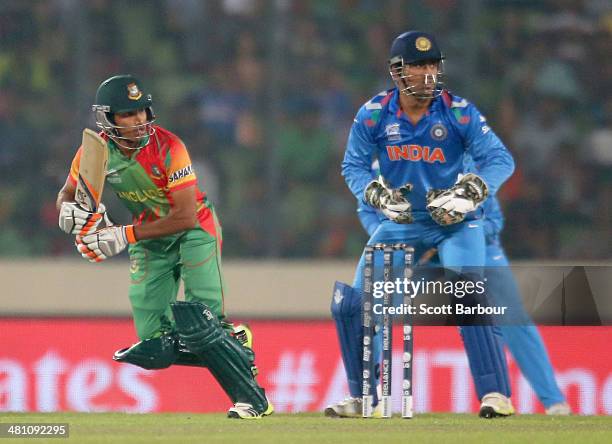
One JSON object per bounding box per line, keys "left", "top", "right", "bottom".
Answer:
{"left": 362, "top": 243, "right": 414, "bottom": 419}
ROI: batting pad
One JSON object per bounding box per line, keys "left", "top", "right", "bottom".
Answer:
{"left": 113, "top": 334, "right": 178, "bottom": 370}
{"left": 171, "top": 301, "right": 269, "bottom": 413}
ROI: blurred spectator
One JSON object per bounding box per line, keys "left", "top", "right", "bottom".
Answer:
{"left": 512, "top": 95, "right": 578, "bottom": 176}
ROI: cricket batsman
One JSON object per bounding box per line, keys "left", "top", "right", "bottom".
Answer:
{"left": 56, "top": 74, "right": 273, "bottom": 419}
{"left": 334, "top": 30, "right": 516, "bottom": 417}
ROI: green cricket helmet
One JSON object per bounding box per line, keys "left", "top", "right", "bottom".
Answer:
{"left": 92, "top": 74, "right": 156, "bottom": 149}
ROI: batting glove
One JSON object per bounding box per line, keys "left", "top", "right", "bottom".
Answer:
{"left": 75, "top": 236, "right": 105, "bottom": 263}
{"left": 76, "top": 225, "right": 137, "bottom": 262}
{"left": 59, "top": 202, "right": 106, "bottom": 236}
{"left": 426, "top": 173, "right": 488, "bottom": 225}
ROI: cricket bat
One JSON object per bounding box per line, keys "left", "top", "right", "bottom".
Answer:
{"left": 75, "top": 128, "right": 108, "bottom": 212}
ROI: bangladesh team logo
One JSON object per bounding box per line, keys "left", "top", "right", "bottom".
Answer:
{"left": 127, "top": 83, "right": 142, "bottom": 101}
{"left": 430, "top": 123, "right": 448, "bottom": 141}
{"left": 150, "top": 165, "right": 162, "bottom": 180}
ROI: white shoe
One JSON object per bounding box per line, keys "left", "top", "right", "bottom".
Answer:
{"left": 324, "top": 397, "right": 362, "bottom": 418}
{"left": 479, "top": 392, "right": 515, "bottom": 418}
{"left": 545, "top": 402, "right": 571, "bottom": 416}
{"left": 227, "top": 400, "right": 274, "bottom": 419}
{"left": 324, "top": 397, "right": 383, "bottom": 418}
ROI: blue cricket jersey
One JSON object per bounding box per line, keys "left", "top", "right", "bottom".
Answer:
{"left": 356, "top": 199, "right": 381, "bottom": 236}
{"left": 342, "top": 88, "right": 515, "bottom": 219}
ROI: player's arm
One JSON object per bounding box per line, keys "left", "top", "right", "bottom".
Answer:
{"left": 343, "top": 128, "right": 411, "bottom": 211}
{"left": 426, "top": 104, "right": 514, "bottom": 226}
{"left": 57, "top": 147, "right": 82, "bottom": 211}
{"left": 133, "top": 186, "right": 197, "bottom": 240}
{"left": 57, "top": 148, "right": 107, "bottom": 235}
{"left": 76, "top": 138, "right": 199, "bottom": 262}
{"left": 76, "top": 186, "right": 197, "bottom": 263}
{"left": 357, "top": 200, "right": 382, "bottom": 236}
{"left": 342, "top": 110, "right": 413, "bottom": 223}
{"left": 464, "top": 106, "right": 515, "bottom": 196}
{"left": 134, "top": 138, "right": 199, "bottom": 239}
{"left": 341, "top": 111, "right": 378, "bottom": 202}
{"left": 56, "top": 178, "right": 76, "bottom": 211}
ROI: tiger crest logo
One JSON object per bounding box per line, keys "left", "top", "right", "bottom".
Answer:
{"left": 127, "top": 83, "right": 142, "bottom": 100}
{"left": 130, "top": 257, "right": 139, "bottom": 274}
{"left": 150, "top": 165, "right": 162, "bottom": 180}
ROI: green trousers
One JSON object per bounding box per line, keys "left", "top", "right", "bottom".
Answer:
{"left": 128, "top": 228, "right": 226, "bottom": 340}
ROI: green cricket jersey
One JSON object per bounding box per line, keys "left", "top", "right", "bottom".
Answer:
{"left": 68, "top": 126, "right": 219, "bottom": 239}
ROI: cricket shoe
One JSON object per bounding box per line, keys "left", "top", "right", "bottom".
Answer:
{"left": 233, "top": 324, "right": 259, "bottom": 377}
{"left": 233, "top": 324, "right": 253, "bottom": 350}
{"left": 324, "top": 397, "right": 361, "bottom": 418}
{"left": 324, "top": 397, "right": 382, "bottom": 418}
{"left": 545, "top": 402, "right": 571, "bottom": 416}
{"left": 227, "top": 400, "right": 274, "bottom": 419}
{"left": 479, "top": 392, "right": 515, "bottom": 418}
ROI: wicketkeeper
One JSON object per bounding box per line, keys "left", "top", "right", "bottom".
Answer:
{"left": 335, "top": 30, "right": 516, "bottom": 418}
{"left": 56, "top": 74, "right": 273, "bottom": 419}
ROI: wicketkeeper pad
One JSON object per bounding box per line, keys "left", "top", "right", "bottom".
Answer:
{"left": 171, "top": 301, "right": 269, "bottom": 414}
{"left": 459, "top": 325, "right": 511, "bottom": 400}
{"left": 331, "top": 281, "right": 364, "bottom": 398}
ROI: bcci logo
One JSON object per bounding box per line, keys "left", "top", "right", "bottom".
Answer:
{"left": 127, "top": 83, "right": 142, "bottom": 101}
{"left": 430, "top": 123, "right": 448, "bottom": 141}
{"left": 385, "top": 123, "right": 401, "bottom": 142}
{"left": 415, "top": 37, "right": 432, "bottom": 52}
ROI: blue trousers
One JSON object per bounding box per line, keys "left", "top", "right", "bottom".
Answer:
{"left": 485, "top": 237, "right": 565, "bottom": 407}
{"left": 349, "top": 218, "right": 511, "bottom": 400}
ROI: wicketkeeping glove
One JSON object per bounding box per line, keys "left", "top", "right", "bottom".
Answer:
{"left": 364, "top": 176, "right": 413, "bottom": 224}
{"left": 59, "top": 202, "right": 107, "bottom": 236}
{"left": 76, "top": 225, "right": 137, "bottom": 262}
{"left": 426, "top": 173, "right": 489, "bottom": 226}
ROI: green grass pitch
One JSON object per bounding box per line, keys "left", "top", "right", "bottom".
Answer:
{"left": 1, "top": 412, "right": 611, "bottom": 444}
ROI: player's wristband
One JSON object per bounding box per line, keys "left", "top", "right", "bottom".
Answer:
{"left": 124, "top": 225, "right": 137, "bottom": 244}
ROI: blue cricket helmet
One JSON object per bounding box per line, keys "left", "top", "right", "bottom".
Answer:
{"left": 388, "top": 31, "right": 445, "bottom": 99}
{"left": 389, "top": 31, "right": 444, "bottom": 66}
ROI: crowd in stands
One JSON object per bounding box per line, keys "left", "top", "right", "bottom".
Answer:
{"left": 0, "top": 0, "right": 610, "bottom": 259}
